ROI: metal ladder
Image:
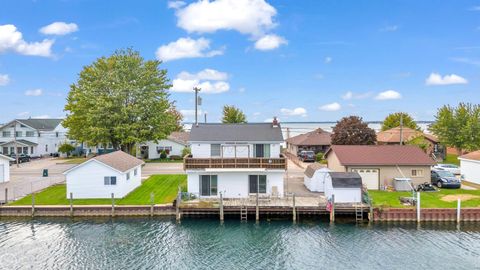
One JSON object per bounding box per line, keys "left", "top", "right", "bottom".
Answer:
{"left": 355, "top": 204, "right": 363, "bottom": 222}
{"left": 240, "top": 205, "right": 248, "bottom": 221}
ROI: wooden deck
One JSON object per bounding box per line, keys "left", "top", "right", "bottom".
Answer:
{"left": 183, "top": 155, "right": 287, "bottom": 170}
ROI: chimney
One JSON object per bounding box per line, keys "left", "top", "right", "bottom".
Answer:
{"left": 272, "top": 116, "right": 279, "bottom": 128}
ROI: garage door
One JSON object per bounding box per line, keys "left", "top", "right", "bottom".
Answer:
{"left": 351, "top": 168, "right": 379, "bottom": 190}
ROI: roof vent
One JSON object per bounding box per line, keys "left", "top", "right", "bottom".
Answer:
{"left": 272, "top": 116, "right": 279, "bottom": 128}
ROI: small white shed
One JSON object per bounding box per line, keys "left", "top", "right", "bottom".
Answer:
{"left": 459, "top": 151, "right": 480, "bottom": 185}
{"left": 324, "top": 172, "right": 363, "bottom": 203}
{"left": 64, "top": 151, "right": 144, "bottom": 199}
{"left": 304, "top": 163, "right": 330, "bottom": 192}
{"left": 0, "top": 154, "right": 14, "bottom": 183}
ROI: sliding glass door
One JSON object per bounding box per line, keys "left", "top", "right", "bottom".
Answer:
{"left": 200, "top": 175, "right": 218, "bottom": 196}
{"left": 249, "top": 175, "right": 267, "bottom": 194}
{"left": 254, "top": 144, "right": 270, "bottom": 158}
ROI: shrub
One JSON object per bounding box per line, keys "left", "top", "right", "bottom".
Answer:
{"left": 58, "top": 143, "right": 75, "bottom": 157}
{"left": 169, "top": 155, "right": 183, "bottom": 160}
{"left": 316, "top": 152, "right": 324, "bottom": 162}
{"left": 160, "top": 150, "right": 167, "bottom": 159}
{"left": 182, "top": 147, "right": 191, "bottom": 157}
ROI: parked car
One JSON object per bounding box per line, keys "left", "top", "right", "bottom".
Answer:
{"left": 433, "top": 164, "right": 461, "bottom": 175}
{"left": 431, "top": 169, "right": 461, "bottom": 188}
{"left": 9, "top": 153, "right": 31, "bottom": 164}
{"left": 298, "top": 150, "right": 316, "bottom": 162}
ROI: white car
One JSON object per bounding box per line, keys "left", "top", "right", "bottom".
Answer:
{"left": 433, "top": 164, "right": 461, "bottom": 175}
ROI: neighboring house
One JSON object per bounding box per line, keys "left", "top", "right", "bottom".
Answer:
{"left": 324, "top": 145, "right": 435, "bottom": 190}
{"left": 324, "top": 172, "right": 363, "bottom": 203}
{"left": 0, "top": 118, "right": 68, "bottom": 157}
{"left": 0, "top": 154, "right": 14, "bottom": 183}
{"left": 286, "top": 128, "right": 331, "bottom": 155}
{"left": 138, "top": 132, "right": 189, "bottom": 159}
{"left": 459, "top": 151, "right": 480, "bottom": 185}
{"left": 64, "top": 151, "right": 144, "bottom": 199}
{"left": 184, "top": 120, "right": 286, "bottom": 198}
{"left": 377, "top": 126, "right": 445, "bottom": 160}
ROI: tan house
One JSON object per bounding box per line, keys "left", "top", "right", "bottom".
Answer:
{"left": 286, "top": 128, "right": 332, "bottom": 155}
{"left": 377, "top": 126, "right": 445, "bottom": 160}
{"left": 324, "top": 145, "right": 436, "bottom": 190}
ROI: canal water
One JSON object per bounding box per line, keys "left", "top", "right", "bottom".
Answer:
{"left": 0, "top": 217, "right": 479, "bottom": 269}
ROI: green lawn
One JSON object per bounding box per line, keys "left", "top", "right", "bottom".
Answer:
{"left": 369, "top": 189, "right": 480, "bottom": 208}
{"left": 444, "top": 153, "right": 460, "bottom": 166}
{"left": 10, "top": 174, "right": 187, "bottom": 206}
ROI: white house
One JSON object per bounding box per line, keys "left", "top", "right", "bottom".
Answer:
{"left": 138, "top": 132, "right": 189, "bottom": 159}
{"left": 324, "top": 172, "right": 363, "bottom": 203}
{"left": 459, "top": 151, "right": 480, "bottom": 185}
{"left": 0, "top": 118, "right": 69, "bottom": 157}
{"left": 0, "top": 154, "right": 14, "bottom": 183}
{"left": 64, "top": 151, "right": 144, "bottom": 199}
{"left": 184, "top": 120, "right": 286, "bottom": 199}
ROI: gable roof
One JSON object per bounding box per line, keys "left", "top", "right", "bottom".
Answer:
{"left": 167, "top": 131, "right": 190, "bottom": 145}
{"left": 377, "top": 126, "right": 438, "bottom": 144}
{"left": 329, "top": 172, "right": 363, "bottom": 188}
{"left": 0, "top": 119, "right": 63, "bottom": 131}
{"left": 459, "top": 150, "right": 480, "bottom": 161}
{"left": 189, "top": 123, "right": 284, "bottom": 142}
{"left": 304, "top": 162, "right": 326, "bottom": 178}
{"left": 286, "top": 128, "right": 332, "bottom": 146}
{"left": 0, "top": 139, "right": 38, "bottom": 147}
{"left": 325, "top": 145, "right": 435, "bottom": 166}
{"left": 0, "top": 154, "right": 15, "bottom": 161}
{"left": 64, "top": 151, "right": 144, "bottom": 174}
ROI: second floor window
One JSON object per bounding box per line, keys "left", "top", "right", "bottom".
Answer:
{"left": 15, "top": 131, "right": 22, "bottom": 137}
{"left": 2, "top": 131, "right": 10, "bottom": 137}
{"left": 26, "top": 131, "right": 34, "bottom": 137}
{"left": 126, "top": 172, "right": 130, "bottom": 180}
{"left": 254, "top": 144, "right": 270, "bottom": 158}
{"left": 211, "top": 144, "right": 221, "bottom": 157}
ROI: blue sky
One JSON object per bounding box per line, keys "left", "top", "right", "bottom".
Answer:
{"left": 0, "top": 0, "right": 479, "bottom": 123}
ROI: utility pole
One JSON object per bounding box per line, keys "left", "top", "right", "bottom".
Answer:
{"left": 399, "top": 113, "right": 404, "bottom": 146}
{"left": 193, "top": 86, "right": 201, "bottom": 126}
{"left": 13, "top": 122, "right": 19, "bottom": 167}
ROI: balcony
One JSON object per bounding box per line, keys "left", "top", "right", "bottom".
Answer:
{"left": 184, "top": 154, "right": 287, "bottom": 170}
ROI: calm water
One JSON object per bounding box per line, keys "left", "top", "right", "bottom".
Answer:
{"left": 0, "top": 218, "right": 479, "bottom": 270}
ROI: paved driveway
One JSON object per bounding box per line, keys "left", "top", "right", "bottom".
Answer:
{"left": 1, "top": 158, "right": 75, "bottom": 202}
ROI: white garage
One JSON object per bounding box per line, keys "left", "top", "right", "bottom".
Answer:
{"left": 459, "top": 151, "right": 480, "bottom": 185}
{"left": 350, "top": 168, "right": 379, "bottom": 190}
{"left": 324, "top": 172, "right": 363, "bottom": 203}
{"left": 0, "top": 154, "right": 14, "bottom": 183}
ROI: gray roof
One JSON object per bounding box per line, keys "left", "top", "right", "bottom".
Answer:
{"left": 0, "top": 139, "right": 38, "bottom": 146}
{"left": 329, "top": 172, "right": 362, "bottom": 188}
{"left": 17, "top": 119, "right": 63, "bottom": 131}
{"left": 189, "top": 123, "right": 284, "bottom": 142}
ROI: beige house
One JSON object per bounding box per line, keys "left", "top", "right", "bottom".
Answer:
{"left": 324, "top": 145, "right": 436, "bottom": 190}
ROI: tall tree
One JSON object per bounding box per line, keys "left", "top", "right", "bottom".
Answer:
{"left": 429, "top": 103, "right": 480, "bottom": 154}
{"left": 381, "top": 112, "right": 419, "bottom": 131}
{"left": 331, "top": 116, "right": 377, "bottom": 145}
{"left": 64, "top": 48, "right": 181, "bottom": 153}
{"left": 222, "top": 105, "right": 247, "bottom": 123}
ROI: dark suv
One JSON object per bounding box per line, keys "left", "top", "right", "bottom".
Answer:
{"left": 9, "top": 153, "right": 31, "bottom": 164}
{"left": 431, "top": 169, "right": 461, "bottom": 189}
{"left": 298, "top": 150, "right": 316, "bottom": 162}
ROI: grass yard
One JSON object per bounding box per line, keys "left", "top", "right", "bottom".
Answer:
{"left": 10, "top": 174, "right": 187, "bottom": 206}
{"left": 369, "top": 189, "right": 480, "bottom": 208}
{"left": 56, "top": 157, "right": 90, "bottom": 164}
{"left": 444, "top": 153, "right": 460, "bottom": 166}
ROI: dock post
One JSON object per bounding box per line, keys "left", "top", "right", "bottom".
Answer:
{"left": 255, "top": 192, "right": 259, "bottom": 222}
{"left": 220, "top": 192, "right": 224, "bottom": 222}
{"left": 176, "top": 186, "right": 181, "bottom": 222}
{"left": 31, "top": 192, "right": 35, "bottom": 217}
{"left": 292, "top": 193, "right": 296, "bottom": 222}
{"left": 150, "top": 192, "right": 155, "bottom": 217}
{"left": 416, "top": 192, "right": 420, "bottom": 223}
{"left": 69, "top": 192, "right": 73, "bottom": 217}
{"left": 111, "top": 193, "right": 115, "bottom": 217}
{"left": 457, "top": 198, "right": 461, "bottom": 224}
{"left": 330, "top": 195, "right": 335, "bottom": 223}
{"left": 4, "top": 188, "right": 8, "bottom": 204}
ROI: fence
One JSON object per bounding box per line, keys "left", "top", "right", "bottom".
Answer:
{"left": 1, "top": 178, "right": 65, "bottom": 204}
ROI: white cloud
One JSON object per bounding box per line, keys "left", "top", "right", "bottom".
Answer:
{"left": 168, "top": 1, "right": 186, "bottom": 9}
{"left": 40, "top": 22, "right": 78, "bottom": 35}
{"left": 264, "top": 117, "right": 280, "bottom": 122}
{"left": 254, "top": 34, "right": 287, "bottom": 50}
{"left": 425, "top": 73, "right": 468, "bottom": 85}
{"left": 180, "top": 109, "right": 203, "bottom": 117}
{"left": 324, "top": 56, "right": 332, "bottom": 64}
{"left": 155, "top": 37, "right": 223, "bottom": 62}
{"left": 0, "top": 74, "right": 10, "bottom": 86}
{"left": 319, "top": 102, "right": 341, "bottom": 111}
{"left": 280, "top": 107, "right": 307, "bottom": 117}
{"left": 342, "top": 91, "right": 353, "bottom": 100}
{"left": 375, "top": 90, "right": 402, "bottom": 100}
{"left": 174, "top": 0, "right": 277, "bottom": 36}
{"left": 177, "top": 68, "right": 228, "bottom": 81}
{"left": 469, "top": 6, "right": 480, "bottom": 11}
{"left": 341, "top": 91, "right": 372, "bottom": 100}
{"left": 380, "top": 25, "right": 399, "bottom": 32}
{"left": 0, "top": 24, "right": 54, "bottom": 57}
{"left": 17, "top": 111, "right": 30, "bottom": 117}
{"left": 25, "top": 88, "right": 43, "bottom": 96}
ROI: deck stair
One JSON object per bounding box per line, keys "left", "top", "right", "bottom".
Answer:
{"left": 240, "top": 205, "right": 248, "bottom": 221}
{"left": 355, "top": 204, "right": 364, "bottom": 222}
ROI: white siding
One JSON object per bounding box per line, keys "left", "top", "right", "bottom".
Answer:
{"left": 0, "top": 158, "right": 11, "bottom": 183}
{"left": 145, "top": 140, "right": 186, "bottom": 159}
{"left": 66, "top": 161, "right": 142, "bottom": 199}
{"left": 191, "top": 143, "right": 211, "bottom": 158}
{"left": 460, "top": 159, "right": 480, "bottom": 185}
{"left": 187, "top": 170, "right": 284, "bottom": 198}
{"left": 190, "top": 142, "right": 282, "bottom": 158}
